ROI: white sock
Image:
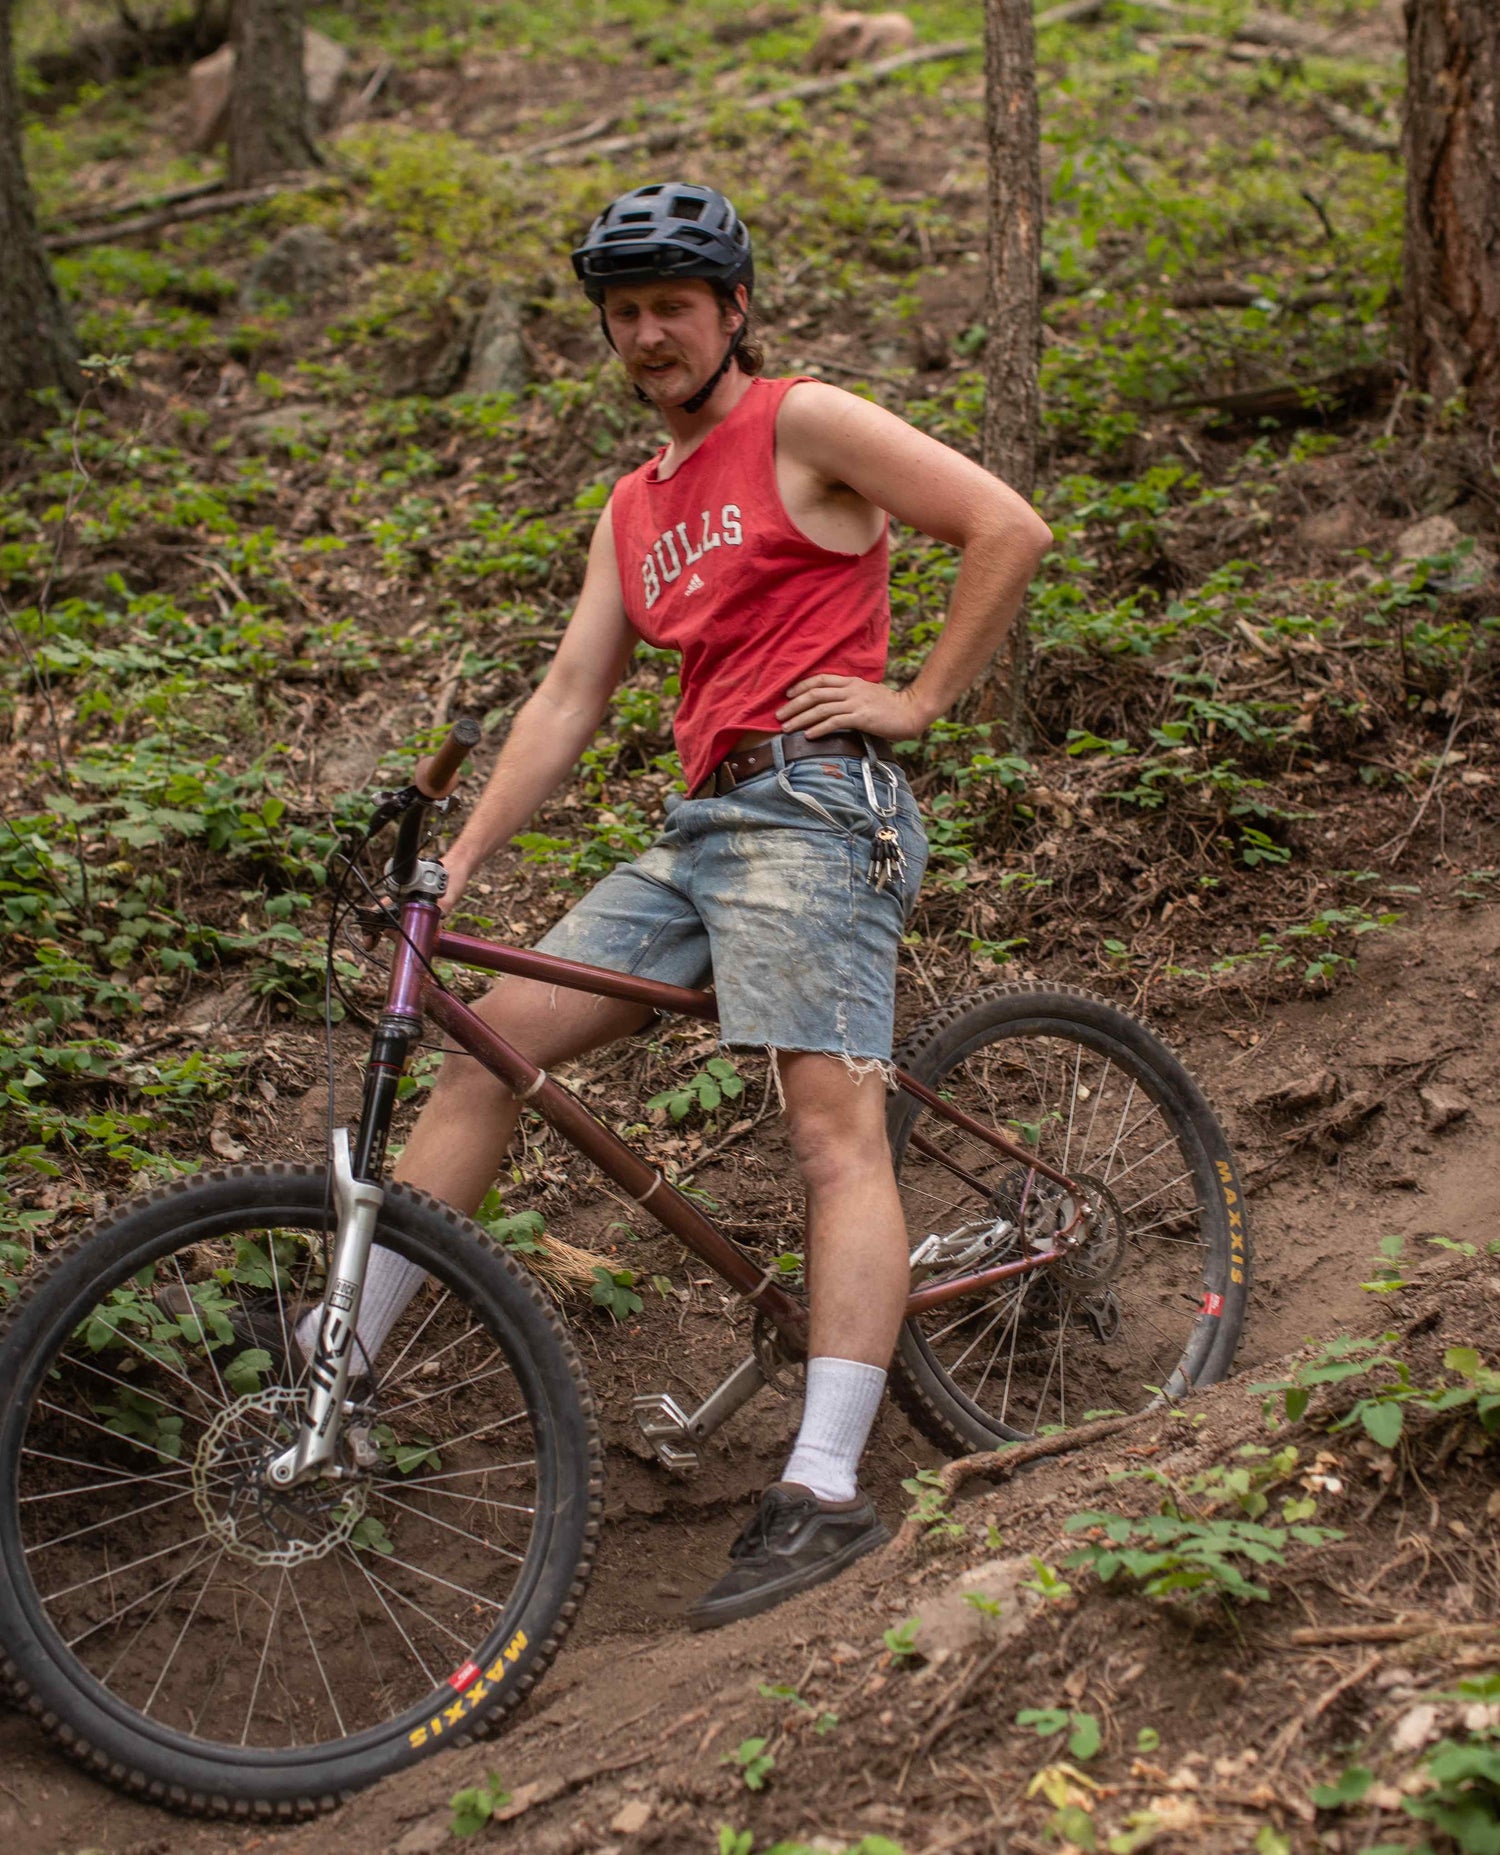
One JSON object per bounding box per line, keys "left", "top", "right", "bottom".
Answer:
{"left": 781, "top": 1356, "right": 887, "bottom": 1504}
{"left": 295, "top": 1243, "right": 427, "bottom": 1373}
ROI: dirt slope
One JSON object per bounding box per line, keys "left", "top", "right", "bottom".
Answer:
{"left": 4, "top": 900, "right": 1495, "bottom": 1855}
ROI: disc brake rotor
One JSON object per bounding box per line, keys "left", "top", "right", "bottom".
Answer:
{"left": 192, "top": 1386, "right": 368, "bottom": 1568}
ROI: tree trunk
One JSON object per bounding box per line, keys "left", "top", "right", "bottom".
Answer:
{"left": 227, "top": 0, "right": 319, "bottom": 189}
{"left": 971, "top": 0, "right": 1042, "bottom": 738}
{"left": 1402, "top": 0, "right": 1500, "bottom": 423}
{"left": 0, "top": 0, "right": 80, "bottom": 438}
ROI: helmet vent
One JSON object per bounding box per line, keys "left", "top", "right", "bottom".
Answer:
{"left": 672, "top": 196, "right": 705, "bottom": 220}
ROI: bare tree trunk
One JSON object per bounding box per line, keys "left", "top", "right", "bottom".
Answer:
{"left": 0, "top": 0, "right": 80, "bottom": 437}
{"left": 1403, "top": 0, "right": 1500, "bottom": 423}
{"left": 971, "top": 0, "right": 1042, "bottom": 738}
{"left": 227, "top": 0, "right": 319, "bottom": 189}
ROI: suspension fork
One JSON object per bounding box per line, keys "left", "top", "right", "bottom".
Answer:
{"left": 266, "top": 902, "right": 438, "bottom": 1486}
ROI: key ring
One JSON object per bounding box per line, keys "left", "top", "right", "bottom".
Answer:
{"left": 861, "top": 754, "right": 900, "bottom": 819}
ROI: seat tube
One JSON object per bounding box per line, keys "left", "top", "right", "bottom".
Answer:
{"left": 352, "top": 898, "right": 440, "bottom": 1182}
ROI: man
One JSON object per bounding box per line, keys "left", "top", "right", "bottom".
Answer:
{"left": 355, "top": 182, "right": 1051, "bottom": 1627}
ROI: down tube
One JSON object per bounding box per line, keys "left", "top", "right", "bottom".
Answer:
{"left": 422, "top": 984, "right": 809, "bottom": 1350}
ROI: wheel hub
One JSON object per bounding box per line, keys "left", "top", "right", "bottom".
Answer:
{"left": 192, "top": 1386, "right": 369, "bottom": 1567}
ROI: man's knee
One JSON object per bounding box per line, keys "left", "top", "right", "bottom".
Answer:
{"left": 782, "top": 1063, "right": 892, "bottom": 1191}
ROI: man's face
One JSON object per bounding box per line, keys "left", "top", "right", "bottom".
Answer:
{"left": 603, "top": 278, "right": 744, "bottom": 406}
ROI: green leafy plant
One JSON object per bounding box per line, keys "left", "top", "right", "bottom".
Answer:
{"left": 882, "top": 1618, "right": 923, "bottom": 1664}
{"left": 901, "top": 1466, "right": 965, "bottom": 1542}
{"left": 1017, "top": 1708, "right": 1102, "bottom": 1761}
{"left": 723, "top": 1736, "right": 776, "bottom": 1791}
{"left": 590, "top": 1266, "right": 644, "bottom": 1322}
{"left": 646, "top": 1056, "right": 744, "bottom": 1122}
{"left": 449, "top": 1770, "right": 512, "bottom": 1837}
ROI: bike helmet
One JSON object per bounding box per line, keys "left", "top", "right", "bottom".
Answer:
{"left": 571, "top": 182, "right": 754, "bottom": 304}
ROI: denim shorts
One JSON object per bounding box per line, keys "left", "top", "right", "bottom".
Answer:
{"left": 535, "top": 749, "right": 929, "bottom": 1064}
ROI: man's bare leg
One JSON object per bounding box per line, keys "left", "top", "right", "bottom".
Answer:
{"left": 323, "top": 979, "right": 651, "bottom": 1365}
{"left": 776, "top": 1051, "right": 908, "bottom": 1501}
{"left": 686, "top": 1052, "right": 904, "bottom": 1627}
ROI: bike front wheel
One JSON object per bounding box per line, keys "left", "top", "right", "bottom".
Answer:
{"left": 0, "top": 1164, "right": 600, "bottom": 1817}
{"left": 887, "top": 984, "right": 1249, "bottom": 1452}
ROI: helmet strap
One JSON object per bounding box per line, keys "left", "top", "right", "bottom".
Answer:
{"left": 678, "top": 321, "right": 744, "bottom": 415}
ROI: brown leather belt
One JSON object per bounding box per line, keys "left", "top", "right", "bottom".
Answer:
{"left": 690, "top": 730, "right": 891, "bottom": 800}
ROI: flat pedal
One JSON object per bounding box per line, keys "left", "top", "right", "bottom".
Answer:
{"left": 632, "top": 1392, "right": 699, "bottom": 1473}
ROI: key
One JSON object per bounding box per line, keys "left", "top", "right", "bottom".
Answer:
{"left": 869, "top": 825, "right": 907, "bottom": 892}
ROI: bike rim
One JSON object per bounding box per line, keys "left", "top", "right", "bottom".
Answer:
{"left": 895, "top": 1016, "right": 1227, "bottom": 1439}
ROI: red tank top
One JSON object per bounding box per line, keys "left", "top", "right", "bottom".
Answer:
{"left": 608, "top": 375, "right": 891, "bottom": 793}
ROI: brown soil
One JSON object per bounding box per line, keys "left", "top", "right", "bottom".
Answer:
{"left": 4, "top": 898, "right": 1496, "bottom": 1855}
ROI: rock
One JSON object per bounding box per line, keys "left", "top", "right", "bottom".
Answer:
{"left": 186, "top": 28, "right": 350, "bottom": 153}
{"left": 610, "top": 1799, "right": 653, "bottom": 1834}
{"left": 461, "top": 287, "right": 529, "bottom": 396}
{"left": 911, "top": 1555, "right": 1041, "bottom": 1665}
{"left": 806, "top": 6, "right": 916, "bottom": 71}
{"left": 242, "top": 226, "right": 343, "bottom": 307}
{"left": 393, "top": 1819, "right": 450, "bottom": 1855}
{"left": 1322, "top": 1088, "right": 1381, "bottom": 1139}
{"left": 1256, "top": 1069, "right": 1338, "bottom": 1114}
{"left": 1391, "top": 1703, "right": 1439, "bottom": 1753}
{"left": 1298, "top": 505, "right": 1361, "bottom": 548}
{"left": 1419, "top": 1085, "right": 1469, "bottom": 1134}
{"left": 239, "top": 403, "right": 336, "bottom": 445}
{"left": 1395, "top": 514, "right": 1495, "bottom": 590}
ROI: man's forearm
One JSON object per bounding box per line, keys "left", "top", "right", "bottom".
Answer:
{"left": 443, "top": 685, "right": 603, "bottom": 884}
{"left": 904, "top": 521, "right": 1049, "bottom": 729}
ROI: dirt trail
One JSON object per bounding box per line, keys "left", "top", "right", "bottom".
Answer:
{"left": 3, "top": 902, "right": 1496, "bottom": 1855}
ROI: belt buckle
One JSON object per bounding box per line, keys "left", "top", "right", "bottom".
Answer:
{"left": 716, "top": 758, "right": 739, "bottom": 795}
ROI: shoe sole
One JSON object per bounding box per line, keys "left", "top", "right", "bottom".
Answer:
{"left": 685, "top": 1520, "right": 890, "bottom": 1632}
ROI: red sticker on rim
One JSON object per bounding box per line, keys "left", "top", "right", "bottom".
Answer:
{"left": 1201, "top": 1291, "right": 1225, "bottom": 1318}
{"left": 448, "top": 1661, "right": 481, "bottom": 1692}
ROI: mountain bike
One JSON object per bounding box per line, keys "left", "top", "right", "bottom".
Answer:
{"left": 0, "top": 720, "right": 1250, "bottom": 1817}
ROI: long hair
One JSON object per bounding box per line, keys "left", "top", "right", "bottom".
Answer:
{"left": 716, "top": 283, "right": 765, "bottom": 376}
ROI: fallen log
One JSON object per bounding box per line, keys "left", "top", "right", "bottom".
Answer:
{"left": 42, "top": 173, "right": 340, "bottom": 252}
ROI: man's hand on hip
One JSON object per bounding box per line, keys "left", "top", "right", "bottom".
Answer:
{"left": 777, "top": 675, "right": 932, "bottom": 743}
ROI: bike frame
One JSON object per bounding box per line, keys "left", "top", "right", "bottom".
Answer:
{"left": 350, "top": 893, "right": 1092, "bottom": 1355}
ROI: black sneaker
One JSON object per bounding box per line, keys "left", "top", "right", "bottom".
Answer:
{"left": 686, "top": 1482, "right": 889, "bottom": 1631}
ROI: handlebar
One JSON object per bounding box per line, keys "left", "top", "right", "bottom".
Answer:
{"left": 414, "top": 716, "right": 482, "bottom": 799}
{"left": 386, "top": 717, "right": 483, "bottom": 893}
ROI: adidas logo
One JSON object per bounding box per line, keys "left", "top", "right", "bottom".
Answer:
{"left": 683, "top": 571, "right": 706, "bottom": 596}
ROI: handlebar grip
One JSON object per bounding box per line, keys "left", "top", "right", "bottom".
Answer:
{"left": 414, "top": 717, "right": 482, "bottom": 800}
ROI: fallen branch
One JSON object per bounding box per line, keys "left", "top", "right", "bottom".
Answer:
{"left": 1313, "top": 95, "right": 1400, "bottom": 154}
{"left": 42, "top": 173, "right": 339, "bottom": 251}
{"left": 533, "top": 39, "right": 979, "bottom": 170}
{"left": 892, "top": 1408, "right": 1158, "bottom": 1554}
{"left": 1288, "top": 1621, "right": 1498, "bottom": 1646}
{"left": 1264, "top": 1651, "right": 1382, "bottom": 1771}
{"left": 45, "top": 176, "right": 224, "bottom": 229}
{"left": 1158, "top": 360, "right": 1399, "bottom": 422}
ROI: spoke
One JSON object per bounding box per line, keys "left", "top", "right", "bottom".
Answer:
{"left": 371, "top": 1488, "right": 526, "bottom": 1563}
{"left": 36, "top": 1399, "right": 194, "bottom": 1471}
{"left": 374, "top": 1551, "right": 508, "bottom": 1615}
{"left": 391, "top": 1458, "right": 536, "bottom": 1490}
{"left": 19, "top": 1454, "right": 196, "bottom": 1497}
{"left": 922, "top": 1298, "right": 1005, "bottom": 1347}
{"left": 355, "top": 1561, "right": 481, "bottom": 1655}
{"left": 384, "top": 1327, "right": 503, "bottom": 1401}
{"left": 379, "top": 1480, "right": 536, "bottom": 1519}
{"left": 61, "top": 1314, "right": 227, "bottom": 1419}
{"left": 1081, "top": 1055, "right": 1111, "bottom": 1156}
{"left": 1120, "top": 1170, "right": 1197, "bottom": 1218}
{"left": 949, "top": 1297, "right": 1017, "bottom": 1375}
{"left": 974, "top": 1276, "right": 1030, "bottom": 1408}
{"left": 50, "top": 1350, "right": 206, "bottom": 1434}
{"left": 1062, "top": 1041, "right": 1083, "bottom": 1174}
{"left": 420, "top": 1410, "right": 529, "bottom": 1456}
{"left": 336, "top": 1546, "right": 439, "bottom": 1691}
{"left": 1101, "top": 1079, "right": 1140, "bottom": 1183}
{"left": 64, "top": 1538, "right": 215, "bottom": 1652}
{"left": 42, "top": 1528, "right": 210, "bottom": 1605}
{"left": 141, "top": 1545, "right": 226, "bottom": 1718}
{"left": 1129, "top": 1207, "right": 1208, "bottom": 1243}
{"left": 379, "top": 1283, "right": 451, "bottom": 1390}
{"left": 171, "top": 1254, "right": 237, "bottom": 1418}
{"left": 1098, "top": 1130, "right": 1177, "bottom": 1194}
{"left": 25, "top": 1482, "right": 197, "bottom": 1554}
{"left": 378, "top": 1358, "right": 517, "bottom": 1423}
{"left": 287, "top": 1569, "right": 344, "bottom": 1742}
{"left": 241, "top": 1567, "right": 288, "bottom": 1747}
{"left": 1029, "top": 1295, "right": 1069, "bottom": 1431}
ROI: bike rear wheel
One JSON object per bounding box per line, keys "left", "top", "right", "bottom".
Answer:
{"left": 0, "top": 1164, "right": 600, "bottom": 1817}
{"left": 887, "top": 984, "right": 1249, "bottom": 1453}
